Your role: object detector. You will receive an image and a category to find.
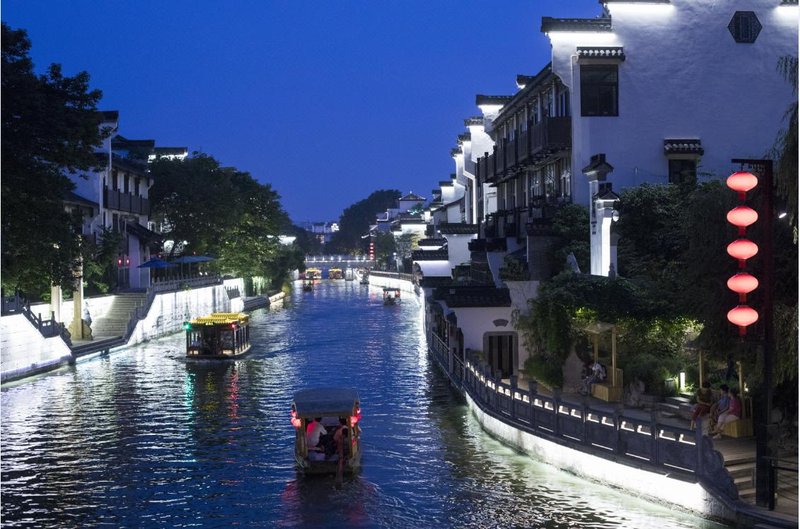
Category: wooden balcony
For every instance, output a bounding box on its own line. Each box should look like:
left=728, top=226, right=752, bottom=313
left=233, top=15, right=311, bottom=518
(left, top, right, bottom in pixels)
left=104, top=188, right=151, bottom=215
left=529, top=117, right=571, bottom=158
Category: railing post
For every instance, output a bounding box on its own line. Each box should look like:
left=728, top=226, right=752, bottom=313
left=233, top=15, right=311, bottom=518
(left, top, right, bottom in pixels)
left=510, top=375, right=518, bottom=420
left=650, top=410, right=659, bottom=467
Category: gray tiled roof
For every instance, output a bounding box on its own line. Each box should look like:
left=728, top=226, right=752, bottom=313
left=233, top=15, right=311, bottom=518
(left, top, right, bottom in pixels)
left=577, top=47, right=625, bottom=60
left=541, top=17, right=612, bottom=33
left=439, top=223, right=479, bottom=235
left=418, top=238, right=447, bottom=247
left=412, top=248, right=449, bottom=261
left=476, top=94, right=513, bottom=106
left=434, top=285, right=512, bottom=308
left=664, top=139, right=704, bottom=155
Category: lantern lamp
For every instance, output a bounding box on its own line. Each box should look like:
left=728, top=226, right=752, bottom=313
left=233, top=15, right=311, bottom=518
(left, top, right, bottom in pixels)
left=726, top=206, right=759, bottom=231
left=727, top=238, right=759, bottom=261
left=727, top=272, right=759, bottom=297
left=727, top=305, right=759, bottom=335
left=726, top=171, right=758, bottom=199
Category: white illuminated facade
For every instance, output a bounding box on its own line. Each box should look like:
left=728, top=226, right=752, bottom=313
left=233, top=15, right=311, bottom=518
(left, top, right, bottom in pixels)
left=543, top=0, right=798, bottom=209
left=68, top=111, right=187, bottom=289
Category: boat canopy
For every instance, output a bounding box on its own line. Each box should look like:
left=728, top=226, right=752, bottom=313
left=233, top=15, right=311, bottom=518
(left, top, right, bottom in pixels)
left=189, top=312, right=249, bottom=326
left=293, top=388, right=359, bottom=418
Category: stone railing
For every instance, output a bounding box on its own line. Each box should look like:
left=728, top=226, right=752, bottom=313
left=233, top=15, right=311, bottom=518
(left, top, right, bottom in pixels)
left=442, top=347, right=738, bottom=503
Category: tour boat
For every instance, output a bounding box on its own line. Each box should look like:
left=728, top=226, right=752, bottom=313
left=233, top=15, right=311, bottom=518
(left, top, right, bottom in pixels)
left=382, top=287, right=401, bottom=305
left=185, top=312, right=251, bottom=359
left=328, top=267, right=344, bottom=280
left=290, top=388, right=362, bottom=485
left=305, top=268, right=321, bottom=280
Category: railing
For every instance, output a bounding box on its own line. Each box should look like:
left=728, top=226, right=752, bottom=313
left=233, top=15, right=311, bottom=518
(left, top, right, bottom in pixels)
left=529, top=116, right=571, bottom=156
left=426, top=339, right=740, bottom=503
left=368, top=270, right=415, bottom=283
left=104, top=189, right=150, bottom=215
left=226, top=287, right=241, bottom=299
left=2, top=292, right=72, bottom=345
left=305, top=255, right=376, bottom=264
left=768, top=457, right=799, bottom=511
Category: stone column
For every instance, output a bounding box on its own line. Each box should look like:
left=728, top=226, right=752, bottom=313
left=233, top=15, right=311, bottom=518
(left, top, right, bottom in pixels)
left=50, top=284, right=62, bottom=323
left=68, top=256, right=85, bottom=339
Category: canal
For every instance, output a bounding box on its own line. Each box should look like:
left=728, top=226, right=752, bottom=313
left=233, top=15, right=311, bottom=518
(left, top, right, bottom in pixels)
left=1, top=280, right=728, bottom=528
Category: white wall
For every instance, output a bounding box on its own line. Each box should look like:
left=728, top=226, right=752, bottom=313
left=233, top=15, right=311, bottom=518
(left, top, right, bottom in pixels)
left=548, top=0, right=798, bottom=208
left=452, top=305, right=515, bottom=353
left=1, top=315, right=73, bottom=382
left=127, top=285, right=231, bottom=344
left=443, top=233, right=475, bottom=266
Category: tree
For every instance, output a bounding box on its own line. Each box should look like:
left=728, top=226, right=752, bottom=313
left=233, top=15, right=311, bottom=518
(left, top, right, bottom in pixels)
left=327, top=190, right=400, bottom=254
left=148, top=154, right=239, bottom=258
left=1, top=23, right=105, bottom=298
left=393, top=232, right=419, bottom=273
left=773, top=55, right=798, bottom=234
left=149, top=154, right=298, bottom=286
left=549, top=203, right=590, bottom=274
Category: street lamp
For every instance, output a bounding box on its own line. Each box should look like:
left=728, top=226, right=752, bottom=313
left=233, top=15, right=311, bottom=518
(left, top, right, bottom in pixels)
left=730, top=158, right=775, bottom=509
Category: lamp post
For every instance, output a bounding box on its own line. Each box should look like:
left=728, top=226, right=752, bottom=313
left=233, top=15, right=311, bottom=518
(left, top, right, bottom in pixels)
left=730, top=158, right=774, bottom=509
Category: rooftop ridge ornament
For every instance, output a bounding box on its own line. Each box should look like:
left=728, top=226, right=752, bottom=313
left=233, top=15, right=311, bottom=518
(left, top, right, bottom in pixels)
left=725, top=170, right=759, bottom=335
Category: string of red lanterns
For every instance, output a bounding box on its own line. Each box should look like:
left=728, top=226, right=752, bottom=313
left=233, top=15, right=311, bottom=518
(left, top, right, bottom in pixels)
left=725, top=171, right=760, bottom=335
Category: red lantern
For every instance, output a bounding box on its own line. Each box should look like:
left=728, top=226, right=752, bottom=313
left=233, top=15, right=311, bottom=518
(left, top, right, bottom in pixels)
left=727, top=305, right=759, bottom=335
left=726, top=238, right=758, bottom=261
left=726, top=171, right=758, bottom=199
left=727, top=273, right=759, bottom=301
left=726, top=206, right=758, bottom=231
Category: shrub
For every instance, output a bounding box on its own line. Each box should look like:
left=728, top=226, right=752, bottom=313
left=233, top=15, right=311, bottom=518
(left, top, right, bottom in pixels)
left=523, top=354, right=564, bottom=388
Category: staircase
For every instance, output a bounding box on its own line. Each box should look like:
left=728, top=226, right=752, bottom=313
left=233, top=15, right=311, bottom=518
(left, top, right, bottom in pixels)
left=727, top=455, right=757, bottom=503
left=89, top=292, right=147, bottom=339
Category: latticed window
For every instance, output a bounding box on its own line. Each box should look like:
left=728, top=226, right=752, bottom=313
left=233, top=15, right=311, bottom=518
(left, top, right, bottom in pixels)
left=728, top=11, right=761, bottom=43
left=668, top=159, right=698, bottom=184
left=581, top=64, right=618, bottom=116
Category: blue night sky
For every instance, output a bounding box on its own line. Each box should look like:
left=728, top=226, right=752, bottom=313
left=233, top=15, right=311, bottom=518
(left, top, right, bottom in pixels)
left=3, top=1, right=602, bottom=224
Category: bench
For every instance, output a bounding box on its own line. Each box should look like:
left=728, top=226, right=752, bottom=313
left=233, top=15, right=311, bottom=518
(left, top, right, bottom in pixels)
left=721, top=396, right=753, bottom=438
left=592, top=367, right=624, bottom=402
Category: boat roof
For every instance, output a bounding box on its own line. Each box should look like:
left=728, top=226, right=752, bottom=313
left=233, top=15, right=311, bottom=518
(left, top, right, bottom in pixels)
left=293, top=387, right=359, bottom=417
left=383, top=287, right=400, bottom=291
left=189, top=312, right=249, bottom=325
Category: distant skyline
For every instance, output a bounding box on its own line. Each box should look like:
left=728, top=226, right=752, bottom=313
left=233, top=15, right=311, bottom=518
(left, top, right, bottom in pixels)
left=3, top=0, right=602, bottom=223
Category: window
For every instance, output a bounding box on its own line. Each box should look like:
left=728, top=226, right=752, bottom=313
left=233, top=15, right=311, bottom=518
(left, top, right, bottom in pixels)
left=581, top=64, right=618, bottom=116
left=559, top=159, right=572, bottom=198
left=668, top=159, right=697, bottom=184
left=485, top=333, right=516, bottom=379
left=544, top=164, right=557, bottom=197
left=728, top=11, right=761, bottom=44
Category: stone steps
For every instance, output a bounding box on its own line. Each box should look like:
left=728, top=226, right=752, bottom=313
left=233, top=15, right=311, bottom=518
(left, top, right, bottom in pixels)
left=89, top=293, right=147, bottom=338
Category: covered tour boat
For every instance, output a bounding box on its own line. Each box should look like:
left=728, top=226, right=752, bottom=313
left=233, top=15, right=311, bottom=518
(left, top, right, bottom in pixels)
left=185, top=312, right=251, bottom=359
left=328, top=267, right=343, bottom=280
left=383, top=287, right=401, bottom=305
left=305, top=267, right=321, bottom=280
left=290, top=388, right=362, bottom=483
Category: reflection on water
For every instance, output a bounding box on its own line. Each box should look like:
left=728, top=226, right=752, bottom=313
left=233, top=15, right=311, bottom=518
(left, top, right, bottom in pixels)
left=1, top=281, right=729, bottom=528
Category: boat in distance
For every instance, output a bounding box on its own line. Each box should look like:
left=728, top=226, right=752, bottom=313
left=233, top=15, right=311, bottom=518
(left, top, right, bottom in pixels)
left=383, top=287, right=400, bottom=305
left=185, top=312, right=251, bottom=359
left=290, top=387, right=362, bottom=483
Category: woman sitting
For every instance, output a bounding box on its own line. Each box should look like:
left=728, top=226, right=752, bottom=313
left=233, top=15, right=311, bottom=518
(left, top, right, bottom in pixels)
left=711, top=387, right=742, bottom=439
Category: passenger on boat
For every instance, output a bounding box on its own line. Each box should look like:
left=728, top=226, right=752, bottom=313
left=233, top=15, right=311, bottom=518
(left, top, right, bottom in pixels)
left=326, top=417, right=349, bottom=458
left=306, top=417, right=327, bottom=450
